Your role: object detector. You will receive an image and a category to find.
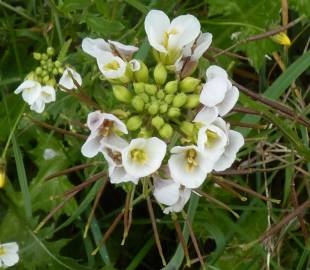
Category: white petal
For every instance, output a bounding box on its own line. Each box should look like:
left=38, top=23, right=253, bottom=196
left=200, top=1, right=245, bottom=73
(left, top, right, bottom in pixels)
left=81, top=136, right=101, bottom=158
left=144, top=10, right=170, bottom=53
left=1, top=253, right=19, bottom=267
left=169, top=15, right=201, bottom=50
left=30, top=98, right=45, bottom=113
left=101, top=148, right=117, bottom=176
left=87, top=111, right=105, bottom=131
left=97, top=52, right=126, bottom=79
left=153, top=178, right=180, bottom=206
left=199, top=77, right=228, bottom=107
left=40, top=85, right=56, bottom=103
left=59, top=67, right=82, bottom=90
left=122, top=137, right=167, bottom=178
left=193, top=106, right=218, bottom=126
left=192, top=32, right=212, bottom=60
left=0, top=243, right=19, bottom=253
left=108, top=40, right=138, bottom=58
left=206, top=65, right=228, bottom=80
left=129, top=59, right=141, bottom=72
left=82, top=37, right=111, bottom=59
left=43, top=148, right=57, bottom=160
left=102, top=113, right=128, bottom=134
left=163, top=188, right=191, bottom=214
left=16, top=80, right=42, bottom=105
left=110, top=167, right=139, bottom=185
left=214, top=130, right=244, bottom=171
left=101, top=134, right=128, bottom=151
left=217, top=86, right=239, bottom=116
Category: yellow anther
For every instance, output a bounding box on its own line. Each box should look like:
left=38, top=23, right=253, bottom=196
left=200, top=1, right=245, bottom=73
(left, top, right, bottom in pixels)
left=186, top=149, right=198, bottom=171
left=206, top=130, right=218, bottom=147
left=104, top=60, right=120, bottom=71
left=131, top=149, right=147, bottom=164
left=0, top=247, right=6, bottom=255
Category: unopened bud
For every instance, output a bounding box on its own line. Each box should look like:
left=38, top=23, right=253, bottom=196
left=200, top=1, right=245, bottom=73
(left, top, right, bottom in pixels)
left=42, top=75, right=50, bottom=83
left=180, top=77, right=200, bottom=93
left=180, top=121, right=194, bottom=137
left=131, top=96, right=145, bottom=112
left=111, top=109, right=130, bottom=119
left=58, top=67, right=64, bottom=74
left=145, top=84, right=157, bottom=95
left=138, top=128, right=152, bottom=138
left=159, top=103, right=168, bottom=113
left=148, top=102, right=159, bottom=115
left=159, top=124, right=173, bottom=140
left=55, top=61, right=62, bottom=67
left=134, top=61, right=149, bottom=82
left=33, top=52, right=42, bottom=60
left=151, top=116, right=165, bottom=130
left=52, top=68, right=59, bottom=75
left=41, top=53, right=48, bottom=60
left=156, top=90, right=165, bottom=100
left=271, top=32, right=291, bottom=46
left=47, top=78, right=56, bottom=87
left=173, top=93, right=187, bottom=108
left=139, top=93, right=149, bottom=103
left=133, top=82, right=145, bottom=94
left=26, top=72, right=36, bottom=81
left=35, top=67, right=43, bottom=75
left=184, top=94, right=200, bottom=109
left=164, top=80, right=178, bottom=94
left=154, top=63, right=167, bottom=85
left=47, top=47, right=55, bottom=56
left=167, top=107, right=181, bottom=118
left=112, top=85, right=132, bottom=104
left=127, top=116, right=142, bottom=131
left=164, top=94, right=174, bottom=104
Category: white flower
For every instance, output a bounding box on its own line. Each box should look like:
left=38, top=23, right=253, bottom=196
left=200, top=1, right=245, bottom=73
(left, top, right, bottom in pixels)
left=0, top=242, right=19, bottom=268
left=122, top=137, right=167, bottom=178
left=59, top=67, right=82, bottom=90
left=108, top=40, right=138, bottom=59
left=43, top=148, right=57, bottom=160
left=213, top=129, right=244, bottom=172
left=199, top=65, right=239, bottom=117
left=144, top=10, right=200, bottom=54
left=168, top=145, right=213, bottom=188
left=128, top=59, right=141, bottom=72
left=15, top=81, right=56, bottom=113
left=100, top=136, right=139, bottom=185
left=14, top=80, right=41, bottom=105
left=97, top=52, right=127, bottom=79
left=197, top=117, right=229, bottom=161
left=153, top=177, right=191, bottom=214
left=81, top=111, right=127, bottom=158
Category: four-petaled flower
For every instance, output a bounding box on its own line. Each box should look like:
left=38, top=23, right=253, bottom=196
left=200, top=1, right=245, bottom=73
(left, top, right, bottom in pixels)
left=0, top=242, right=19, bottom=268
left=59, top=67, right=82, bottom=90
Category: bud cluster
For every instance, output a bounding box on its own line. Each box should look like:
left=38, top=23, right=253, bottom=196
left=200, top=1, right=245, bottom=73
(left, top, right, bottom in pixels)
left=112, top=63, right=202, bottom=140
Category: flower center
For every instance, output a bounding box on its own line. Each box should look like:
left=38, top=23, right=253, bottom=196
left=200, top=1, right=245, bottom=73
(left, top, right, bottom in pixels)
left=131, top=149, right=147, bottom=164
left=99, top=120, right=114, bottom=137
left=163, top=28, right=179, bottom=48
left=186, top=149, right=198, bottom=171
left=107, top=149, right=122, bottom=165
left=104, top=60, right=120, bottom=71
left=0, top=247, right=6, bottom=256
left=205, top=130, right=219, bottom=147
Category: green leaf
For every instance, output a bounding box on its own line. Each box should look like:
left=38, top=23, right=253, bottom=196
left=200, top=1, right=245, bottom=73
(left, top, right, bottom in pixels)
left=86, top=15, right=124, bottom=36
left=123, top=0, right=148, bottom=14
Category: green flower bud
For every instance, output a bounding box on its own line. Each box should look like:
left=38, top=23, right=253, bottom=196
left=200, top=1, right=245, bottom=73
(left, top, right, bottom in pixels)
left=180, top=121, right=194, bottom=137
left=159, top=124, right=173, bottom=140
left=184, top=94, right=200, bottom=109
left=159, top=103, right=168, bottom=113
left=42, top=75, right=50, bottom=83
left=134, top=61, right=149, bottom=82
left=33, top=52, right=42, bottom=60
left=113, top=85, right=132, bottom=104
left=26, top=72, right=36, bottom=81
left=145, top=84, right=157, bottom=95
left=133, top=82, right=145, bottom=94
left=40, top=60, right=46, bottom=66
left=35, top=67, right=43, bottom=75
left=164, top=80, right=178, bottom=94
left=127, top=116, right=142, bottom=131
left=148, top=102, right=159, bottom=115
left=173, top=93, right=187, bottom=108
left=131, top=96, right=145, bottom=112
left=154, top=63, right=167, bottom=85
left=156, top=90, right=165, bottom=100
left=139, top=93, right=149, bottom=103
left=58, top=67, right=64, bottom=74
left=47, top=78, right=56, bottom=87
left=167, top=107, right=181, bottom=118
left=180, top=77, right=201, bottom=93
left=47, top=47, right=55, bottom=56
left=52, top=68, right=58, bottom=75
left=41, top=53, right=48, bottom=61
left=42, top=70, right=48, bottom=77
left=151, top=116, right=165, bottom=130
left=111, top=109, right=131, bottom=119
left=138, top=128, right=152, bottom=138
left=164, top=94, right=174, bottom=104
left=55, top=61, right=62, bottom=67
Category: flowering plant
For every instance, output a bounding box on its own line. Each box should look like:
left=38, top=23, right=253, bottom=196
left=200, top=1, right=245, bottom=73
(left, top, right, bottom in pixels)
left=14, top=9, right=245, bottom=267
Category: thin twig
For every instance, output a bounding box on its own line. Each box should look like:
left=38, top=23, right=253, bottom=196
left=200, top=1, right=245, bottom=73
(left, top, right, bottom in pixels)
left=121, top=191, right=132, bottom=245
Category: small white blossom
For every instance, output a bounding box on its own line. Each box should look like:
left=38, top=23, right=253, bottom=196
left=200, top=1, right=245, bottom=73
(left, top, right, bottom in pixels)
left=59, top=67, right=82, bottom=90
left=43, top=148, right=57, bottom=160
left=0, top=242, right=19, bottom=268
left=168, top=145, right=213, bottom=188
left=122, top=137, right=167, bottom=178
left=199, top=65, right=239, bottom=117
left=129, top=59, right=141, bottom=72
left=81, top=111, right=127, bottom=158
left=108, top=40, right=138, bottom=59
left=144, top=10, right=201, bottom=54
left=153, top=177, right=191, bottom=214
left=82, top=37, right=112, bottom=59
left=97, top=52, right=127, bottom=79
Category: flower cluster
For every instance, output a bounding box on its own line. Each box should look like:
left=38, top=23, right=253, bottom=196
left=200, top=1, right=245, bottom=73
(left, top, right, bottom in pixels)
left=14, top=9, right=244, bottom=215
left=0, top=242, right=19, bottom=268
left=79, top=10, right=244, bottom=214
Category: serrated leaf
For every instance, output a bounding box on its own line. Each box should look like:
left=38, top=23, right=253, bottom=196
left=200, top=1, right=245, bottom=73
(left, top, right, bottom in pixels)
left=86, top=15, right=124, bottom=36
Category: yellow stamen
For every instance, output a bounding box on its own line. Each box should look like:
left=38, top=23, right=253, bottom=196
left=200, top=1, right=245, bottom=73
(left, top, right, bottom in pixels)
left=206, top=130, right=218, bottom=147
left=162, top=28, right=179, bottom=49
left=131, top=149, right=147, bottom=164
left=104, top=60, right=120, bottom=71
left=186, top=149, right=198, bottom=171
left=0, top=247, right=6, bottom=256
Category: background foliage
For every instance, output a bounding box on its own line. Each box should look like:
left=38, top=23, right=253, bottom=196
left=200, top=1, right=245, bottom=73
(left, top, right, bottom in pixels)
left=0, top=0, right=309, bottom=269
